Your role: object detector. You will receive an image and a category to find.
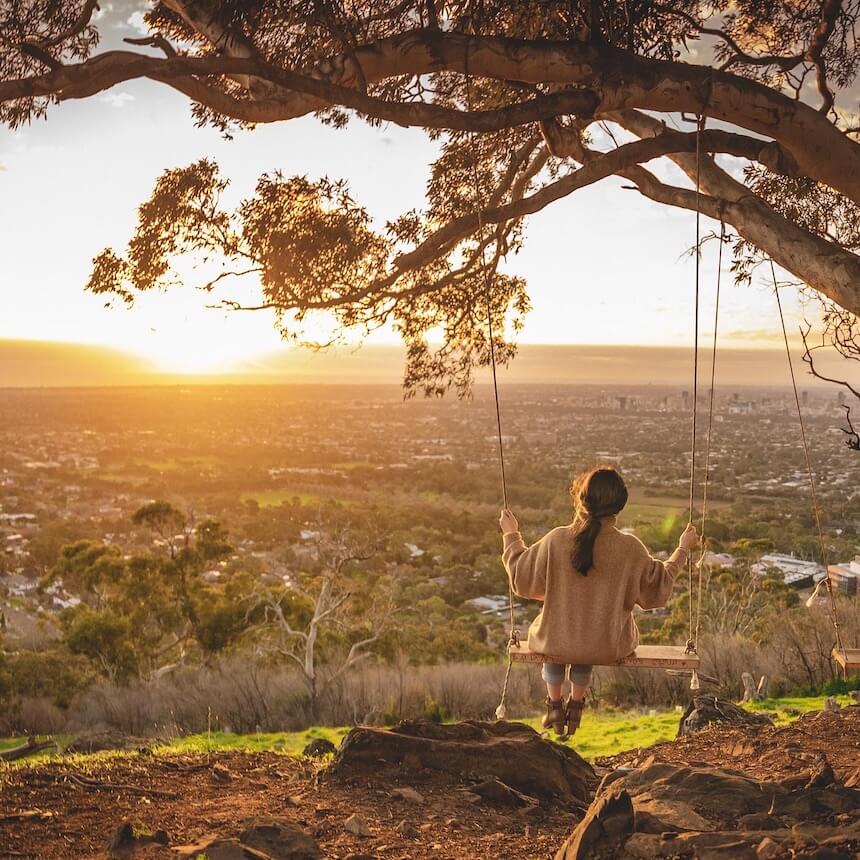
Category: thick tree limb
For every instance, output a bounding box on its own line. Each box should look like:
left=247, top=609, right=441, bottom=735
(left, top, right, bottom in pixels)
left=609, top=110, right=860, bottom=312
left=3, top=29, right=859, bottom=203
left=395, top=128, right=800, bottom=272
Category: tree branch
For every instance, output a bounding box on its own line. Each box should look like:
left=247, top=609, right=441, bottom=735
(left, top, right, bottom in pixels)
left=124, top=35, right=177, bottom=59
left=3, top=28, right=860, bottom=203
left=805, top=0, right=843, bottom=114
left=659, top=8, right=803, bottom=72
left=395, top=128, right=798, bottom=273
left=609, top=110, right=860, bottom=312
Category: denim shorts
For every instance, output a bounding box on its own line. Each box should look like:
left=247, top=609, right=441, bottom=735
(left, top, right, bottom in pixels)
left=541, top=662, right=593, bottom=687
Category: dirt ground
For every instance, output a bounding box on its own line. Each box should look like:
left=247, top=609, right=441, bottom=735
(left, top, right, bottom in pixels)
left=3, top=706, right=860, bottom=859
left=0, top=747, right=581, bottom=859
left=598, top=704, right=860, bottom=786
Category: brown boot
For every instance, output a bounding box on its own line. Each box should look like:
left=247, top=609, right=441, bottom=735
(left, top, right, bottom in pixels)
left=566, top=698, right=585, bottom=735
left=541, top=698, right=566, bottom=736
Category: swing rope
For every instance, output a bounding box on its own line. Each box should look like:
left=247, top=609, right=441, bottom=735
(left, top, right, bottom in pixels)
left=695, top=217, right=725, bottom=653
left=462, top=44, right=517, bottom=718
left=685, top=116, right=704, bottom=663
left=771, top=261, right=847, bottom=665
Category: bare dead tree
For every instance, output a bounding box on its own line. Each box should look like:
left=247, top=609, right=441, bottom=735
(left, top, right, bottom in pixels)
left=249, top=521, right=397, bottom=717
left=801, top=311, right=860, bottom=451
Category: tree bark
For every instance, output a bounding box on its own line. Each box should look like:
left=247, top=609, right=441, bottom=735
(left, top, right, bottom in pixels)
left=611, top=110, right=860, bottom=312
left=5, top=28, right=860, bottom=203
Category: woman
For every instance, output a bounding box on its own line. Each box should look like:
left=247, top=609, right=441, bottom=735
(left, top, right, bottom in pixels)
left=499, top=466, right=699, bottom=736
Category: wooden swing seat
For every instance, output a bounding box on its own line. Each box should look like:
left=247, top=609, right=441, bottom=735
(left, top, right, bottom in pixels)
left=508, top=640, right=701, bottom=670
left=833, top=647, right=860, bottom=672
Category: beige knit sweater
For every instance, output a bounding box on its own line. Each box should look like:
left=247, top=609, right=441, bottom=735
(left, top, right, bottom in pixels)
left=502, top=518, right=687, bottom=665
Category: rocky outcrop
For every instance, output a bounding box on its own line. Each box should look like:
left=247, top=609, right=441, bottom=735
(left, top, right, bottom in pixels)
left=677, top=695, right=773, bottom=737
left=326, top=718, right=594, bottom=803
left=556, top=756, right=860, bottom=859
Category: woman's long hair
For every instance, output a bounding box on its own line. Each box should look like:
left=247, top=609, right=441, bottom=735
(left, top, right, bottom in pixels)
left=570, top=467, right=628, bottom=575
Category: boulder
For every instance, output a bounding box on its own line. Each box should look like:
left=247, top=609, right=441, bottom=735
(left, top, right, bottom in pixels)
left=106, top=821, right=169, bottom=858
left=555, top=790, right=635, bottom=859
left=302, top=738, right=337, bottom=758
left=176, top=819, right=322, bottom=859
left=238, top=818, right=324, bottom=859
left=677, top=696, right=773, bottom=737
left=326, top=719, right=593, bottom=803
left=555, top=759, right=860, bottom=858
left=343, top=813, right=372, bottom=837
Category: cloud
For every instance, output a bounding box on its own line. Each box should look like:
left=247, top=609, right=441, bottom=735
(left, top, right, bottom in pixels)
left=100, top=92, right=136, bottom=109
left=126, top=11, right=149, bottom=34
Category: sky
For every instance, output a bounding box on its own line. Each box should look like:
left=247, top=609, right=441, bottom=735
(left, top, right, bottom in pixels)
left=0, top=2, right=820, bottom=377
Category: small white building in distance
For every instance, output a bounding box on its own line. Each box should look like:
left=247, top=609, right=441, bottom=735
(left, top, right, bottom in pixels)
left=466, top=595, right=515, bottom=617
left=753, top=554, right=824, bottom=589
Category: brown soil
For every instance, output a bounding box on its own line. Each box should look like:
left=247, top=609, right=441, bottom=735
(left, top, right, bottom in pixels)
left=598, top=704, right=860, bottom=786
left=3, top=706, right=860, bottom=859
left=0, top=749, right=580, bottom=859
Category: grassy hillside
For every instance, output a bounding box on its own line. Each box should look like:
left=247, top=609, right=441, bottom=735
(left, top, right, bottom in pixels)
left=2, top=696, right=852, bottom=766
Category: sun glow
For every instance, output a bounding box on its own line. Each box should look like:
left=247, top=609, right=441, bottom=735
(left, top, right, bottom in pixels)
left=94, top=287, right=284, bottom=375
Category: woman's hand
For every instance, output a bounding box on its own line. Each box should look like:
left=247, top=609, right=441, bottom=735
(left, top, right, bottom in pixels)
left=499, top=509, right=519, bottom=535
left=679, top=522, right=700, bottom=552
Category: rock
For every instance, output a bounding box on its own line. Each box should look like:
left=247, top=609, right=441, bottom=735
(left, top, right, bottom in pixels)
left=176, top=838, right=269, bottom=859
left=391, top=786, right=424, bottom=804
left=633, top=810, right=680, bottom=834
left=756, top=836, right=782, bottom=859
left=303, top=738, right=337, bottom=758
left=395, top=820, right=419, bottom=839
left=326, top=719, right=593, bottom=802
left=66, top=730, right=151, bottom=754
left=467, top=778, right=538, bottom=808
left=677, top=696, right=773, bottom=737
left=738, top=813, right=781, bottom=830
left=556, top=758, right=860, bottom=859
left=555, top=790, right=635, bottom=859
left=238, top=817, right=323, bottom=859
left=212, top=764, right=235, bottom=783
left=344, top=813, right=372, bottom=837
left=106, top=821, right=168, bottom=858
left=805, top=757, right=838, bottom=789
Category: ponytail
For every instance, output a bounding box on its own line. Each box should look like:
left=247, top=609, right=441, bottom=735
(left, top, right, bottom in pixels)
left=568, top=466, right=629, bottom=576
left=570, top=514, right=602, bottom=575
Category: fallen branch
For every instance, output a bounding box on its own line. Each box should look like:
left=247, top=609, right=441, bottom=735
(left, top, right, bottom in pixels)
left=0, top=738, right=56, bottom=762
left=33, top=772, right=179, bottom=799
left=69, top=773, right=178, bottom=799
left=0, top=809, right=54, bottom=823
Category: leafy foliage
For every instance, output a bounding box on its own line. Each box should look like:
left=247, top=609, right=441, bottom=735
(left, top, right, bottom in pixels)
left=6, top=1, right=860, bottom=392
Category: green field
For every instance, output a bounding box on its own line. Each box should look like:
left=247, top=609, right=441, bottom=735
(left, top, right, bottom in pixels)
left=2, top=696, right=850, bottom=766
left=241, top=490, right=328, bottom=507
